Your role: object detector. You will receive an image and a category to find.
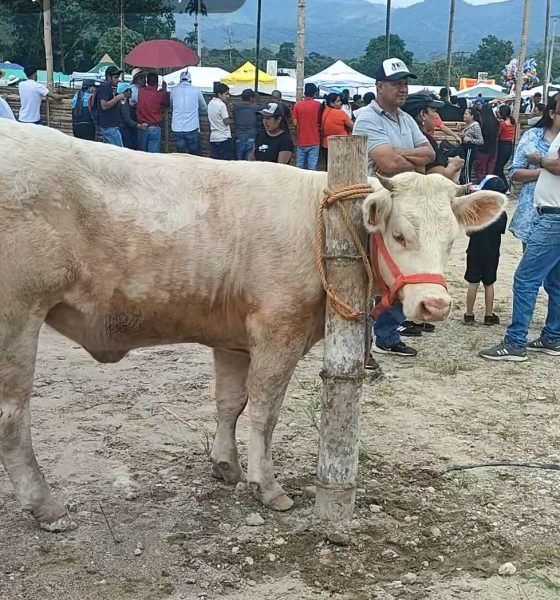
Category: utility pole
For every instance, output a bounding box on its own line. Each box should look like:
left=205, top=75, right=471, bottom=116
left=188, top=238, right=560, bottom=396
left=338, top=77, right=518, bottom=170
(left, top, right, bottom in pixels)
left=41, top=0, right=54, bottom=89
left=543, top=0, right=551, bottom=100
left=296, top=0, right=306, bottom=101
left=513, top=0, right=532, bottom=126
left=254, top=0, right=262, bottom=99
left=120, top=0, right=124, bottom=72
left=197, top=0, right=202, bottom=65
left=385, top=0, right=391, bottom=59
left=445, top=0, right=456, bottom=92
left=546, top=15, right=559, bottom=100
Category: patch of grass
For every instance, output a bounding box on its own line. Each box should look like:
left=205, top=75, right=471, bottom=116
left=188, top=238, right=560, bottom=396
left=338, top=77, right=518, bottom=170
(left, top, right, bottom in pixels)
left=528, top=546, right=560, bottom=568
left=358, top=439, right=375, bottom=464
left=301, top=393, right=321, bottom=432
left=530, top=572, right=560, bottom=592
left=451, top=471, right=478, bottom=489
left=425, top=357, right=476, bottom=376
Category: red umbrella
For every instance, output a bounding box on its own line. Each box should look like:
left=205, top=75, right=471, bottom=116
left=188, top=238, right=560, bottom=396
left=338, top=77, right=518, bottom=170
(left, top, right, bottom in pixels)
left=125, top=40, right=200, bottom=70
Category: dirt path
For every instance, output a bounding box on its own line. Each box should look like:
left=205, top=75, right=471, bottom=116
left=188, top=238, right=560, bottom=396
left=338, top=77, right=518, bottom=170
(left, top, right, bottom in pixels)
left=2, top=204, right=560, bottom=600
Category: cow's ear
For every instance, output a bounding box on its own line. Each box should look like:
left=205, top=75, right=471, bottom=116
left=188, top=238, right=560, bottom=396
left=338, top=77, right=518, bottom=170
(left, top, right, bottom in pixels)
left=451, top=191, right=507, bottom=231
left=362, top=189, right=391, bottom=233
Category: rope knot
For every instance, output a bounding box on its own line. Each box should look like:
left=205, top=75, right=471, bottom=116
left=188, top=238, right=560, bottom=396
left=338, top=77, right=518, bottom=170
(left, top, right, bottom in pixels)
left=315, top=183, right=377, bottom=322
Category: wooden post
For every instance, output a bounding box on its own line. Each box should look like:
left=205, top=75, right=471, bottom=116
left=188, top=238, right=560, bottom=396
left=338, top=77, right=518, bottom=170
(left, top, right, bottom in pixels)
left=385, top=0, right=392, bottom=59
left=43, top=0, right=54, bottom=90
left=315, top=135, right=368, bottom=525
left=543, top=0, right=551, bottom=102
left=296, top=0, right=306, bottom=101
left=513, top=0, right=532, bottom=127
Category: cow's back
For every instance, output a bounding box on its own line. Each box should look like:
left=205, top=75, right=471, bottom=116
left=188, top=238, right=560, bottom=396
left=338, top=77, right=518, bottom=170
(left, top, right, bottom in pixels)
left=0, top=121, right=327, bottom=352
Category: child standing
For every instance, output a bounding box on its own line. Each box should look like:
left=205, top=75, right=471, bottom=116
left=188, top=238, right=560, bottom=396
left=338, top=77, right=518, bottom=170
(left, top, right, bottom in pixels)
left=464, top=175, right=508, bottom=326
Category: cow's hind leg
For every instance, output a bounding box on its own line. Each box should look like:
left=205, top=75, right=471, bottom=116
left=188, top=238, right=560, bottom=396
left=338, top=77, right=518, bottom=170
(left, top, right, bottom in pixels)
left=246, top=322, right=307, bottom=512
left=210, top=349, right=250, bottom=484
left=0, top=312, right=74, bottom=531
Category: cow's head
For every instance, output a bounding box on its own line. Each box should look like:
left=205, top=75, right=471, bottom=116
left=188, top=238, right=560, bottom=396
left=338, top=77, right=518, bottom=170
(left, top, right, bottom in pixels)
left=362, top=172, right=507, bottom=322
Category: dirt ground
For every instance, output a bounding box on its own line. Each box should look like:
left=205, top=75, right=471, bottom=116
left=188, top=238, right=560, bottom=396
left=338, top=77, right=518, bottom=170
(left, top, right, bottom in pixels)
left=3, top=200, right=560, bottom=600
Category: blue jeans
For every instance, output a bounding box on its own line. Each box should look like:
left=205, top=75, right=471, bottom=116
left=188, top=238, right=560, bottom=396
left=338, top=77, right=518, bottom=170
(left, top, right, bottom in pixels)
left=138, top=125, right=162, bottom=153
left=296, top=145, right=320, bottom=170
left=235, top=137, right=255, bottom=160
left=173, top=130, right=202, bottom=155
left=505, top=214, right=560, bottom=348
left=373, top=305, right=405, bottom=348
left=100, top=126, right=123, bottom=147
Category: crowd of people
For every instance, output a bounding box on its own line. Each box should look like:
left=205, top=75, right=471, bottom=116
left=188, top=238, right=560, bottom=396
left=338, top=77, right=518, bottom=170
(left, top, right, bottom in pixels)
left=1, top=60, right=559, bottom=364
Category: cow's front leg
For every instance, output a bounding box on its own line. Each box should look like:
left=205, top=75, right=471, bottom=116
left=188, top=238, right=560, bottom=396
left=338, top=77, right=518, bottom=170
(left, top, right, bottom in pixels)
left=246, top=325, right=305, bottom=512
left=210, top=349, right=250, bottom=483
left=0, top=314, right=75, bottom=532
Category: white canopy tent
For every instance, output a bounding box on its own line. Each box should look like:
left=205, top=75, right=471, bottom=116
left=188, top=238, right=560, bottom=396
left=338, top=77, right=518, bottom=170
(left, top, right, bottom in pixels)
left=164, top=66, right=231, bottom=93
left=520, top=84, right=560, bottom=100
left=305, top=60, right=376, bottom=95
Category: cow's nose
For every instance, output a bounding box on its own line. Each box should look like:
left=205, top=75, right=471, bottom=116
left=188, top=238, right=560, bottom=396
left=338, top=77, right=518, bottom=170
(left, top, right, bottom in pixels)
left=417, top=297, right=451, bottom=322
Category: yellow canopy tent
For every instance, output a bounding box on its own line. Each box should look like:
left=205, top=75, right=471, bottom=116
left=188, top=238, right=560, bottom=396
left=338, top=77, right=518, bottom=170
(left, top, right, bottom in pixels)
left=221, top=61, right=277, bottom=95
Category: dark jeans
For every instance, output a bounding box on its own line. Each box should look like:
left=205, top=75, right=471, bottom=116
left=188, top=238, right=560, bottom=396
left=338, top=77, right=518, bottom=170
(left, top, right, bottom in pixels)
left=494, top=140, right=514, bottom=187
left=120, top=124, right=138, bottom=150
left=173, top=130, right=202, bottom=155
left=461, top=144, right=477, bottom=184
left=138, top=125, right=162, bottom=153
left=474, top=150, right=497, bottom=184
left=73, top=122, right=96, bottom=141
left=211, top=139, right=234, bottom=160
left=235, top=137, right=255, bottom=160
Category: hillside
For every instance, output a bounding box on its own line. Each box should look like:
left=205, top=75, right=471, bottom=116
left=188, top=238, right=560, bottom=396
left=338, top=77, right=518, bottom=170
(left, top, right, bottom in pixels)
left=175, top=0, right=557, bottom=60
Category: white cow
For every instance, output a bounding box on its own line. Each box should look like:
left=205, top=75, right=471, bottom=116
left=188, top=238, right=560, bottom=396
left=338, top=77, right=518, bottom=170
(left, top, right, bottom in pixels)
left=0, top=121, right=506, bottom=531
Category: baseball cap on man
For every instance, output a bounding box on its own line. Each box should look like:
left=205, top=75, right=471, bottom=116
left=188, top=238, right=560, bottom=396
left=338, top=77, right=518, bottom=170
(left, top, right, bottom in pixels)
left=180, top=70, right=192, bottom=83
left=105, top=65, right=123, bottom=78
left=375, top=58, right=417, bottom=82
left=257, top=103, right=284, bottom=117
left=402, top=92, right=444, bottom=118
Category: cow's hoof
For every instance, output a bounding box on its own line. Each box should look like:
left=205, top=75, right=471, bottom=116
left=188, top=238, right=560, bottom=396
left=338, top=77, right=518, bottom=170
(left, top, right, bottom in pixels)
left=249, top=482, right=294, bottom=512
left=211, top=460, right=245, bottom=484
left=264, top=493, right=294, bottom=512
left=39, top=514, right=77, bottom=532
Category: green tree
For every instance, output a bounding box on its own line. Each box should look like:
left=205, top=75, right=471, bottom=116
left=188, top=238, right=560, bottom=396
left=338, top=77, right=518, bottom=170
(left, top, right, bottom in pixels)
left=466, top=35, right=514, bottom=80
left=276, top=42, right=295, bottom=69
left=0, top=6, right=16, bottom=60
left=535, top=41, right=560, bottom=83
left=414, top=56, right=461, bottom=87
left=351, top=34, right=414, bottom=78
left=304, top=51, right=335, bottom=77
left=95, top=27, right=144, bottom=64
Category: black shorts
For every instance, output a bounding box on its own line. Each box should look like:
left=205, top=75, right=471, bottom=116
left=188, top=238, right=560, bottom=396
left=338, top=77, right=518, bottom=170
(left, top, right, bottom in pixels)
left=464, top=253, right=499, bottom=285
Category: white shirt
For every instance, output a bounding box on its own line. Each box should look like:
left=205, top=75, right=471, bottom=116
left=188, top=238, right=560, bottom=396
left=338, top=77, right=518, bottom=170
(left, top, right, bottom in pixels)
left=534, top=131, right=560, bottom=208
left=170, top=82, right=207, bottom=133
left=18, top=79, right=49, bottom=123
left=0, top=96, right=15, bottom=120
left=208, top=97, right=231, bottom=142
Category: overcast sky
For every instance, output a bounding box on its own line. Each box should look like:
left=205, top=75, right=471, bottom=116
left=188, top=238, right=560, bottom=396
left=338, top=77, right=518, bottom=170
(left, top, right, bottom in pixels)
left=366, top=0, right=507, bottom=6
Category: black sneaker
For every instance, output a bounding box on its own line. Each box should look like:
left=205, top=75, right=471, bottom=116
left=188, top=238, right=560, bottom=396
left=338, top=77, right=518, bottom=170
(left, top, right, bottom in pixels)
left=464, top=313, right=475, bottom=325
left=417, top=322, right=436, bottom=333
left=373, top=341, right=418, bottom=357
left=397, top=322, right=423, bottom=337
left=479, top=341, right=528, bottom=362
left=527, top=336, right=560, bottom=356
left=484, top=314, right=500, bottom=326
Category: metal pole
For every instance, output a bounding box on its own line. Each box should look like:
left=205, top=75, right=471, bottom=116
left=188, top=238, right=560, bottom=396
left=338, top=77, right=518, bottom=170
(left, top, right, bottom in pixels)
left=543, top=0, right=551, bottom=101
left=120, top=0, right=124, bottom=72
left=254, top=0, right=262, bottom=100
left=315, top=135, right=368, bottom=526
left=445, top=0, right=456, bottom=93
left=385, top=0, right=392, bottom=59
left=296, top=0, right=306, bottom=101
left=513, top=0, right=532, bottom=128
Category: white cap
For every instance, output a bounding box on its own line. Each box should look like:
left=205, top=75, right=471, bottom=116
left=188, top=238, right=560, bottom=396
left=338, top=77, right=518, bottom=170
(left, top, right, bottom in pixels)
left=180, top=70, right=192, bottom=83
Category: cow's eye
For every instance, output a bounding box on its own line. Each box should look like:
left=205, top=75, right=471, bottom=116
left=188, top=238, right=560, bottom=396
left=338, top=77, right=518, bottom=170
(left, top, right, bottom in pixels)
left=392, top=232, right=406, bottom=246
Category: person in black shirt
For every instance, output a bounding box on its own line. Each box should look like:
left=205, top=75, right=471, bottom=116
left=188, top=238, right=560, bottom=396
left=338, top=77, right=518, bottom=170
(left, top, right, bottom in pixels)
left=94, top=65, right=126, bottom=147
left=251, top=103, right=294, bottom=164
left=463, top=175, right=508, bottom=326
left=437, top=87, right=463, bottom=122
left=402, top=92, right=464, bottom=181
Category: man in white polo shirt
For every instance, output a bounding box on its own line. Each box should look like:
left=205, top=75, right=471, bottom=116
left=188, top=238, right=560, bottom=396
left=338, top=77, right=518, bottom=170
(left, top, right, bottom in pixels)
left=18, top=65, right=63, bottom=124
left=354, top=58, right=435, bottom=359
left=481, top=94, right=560, bottom=361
